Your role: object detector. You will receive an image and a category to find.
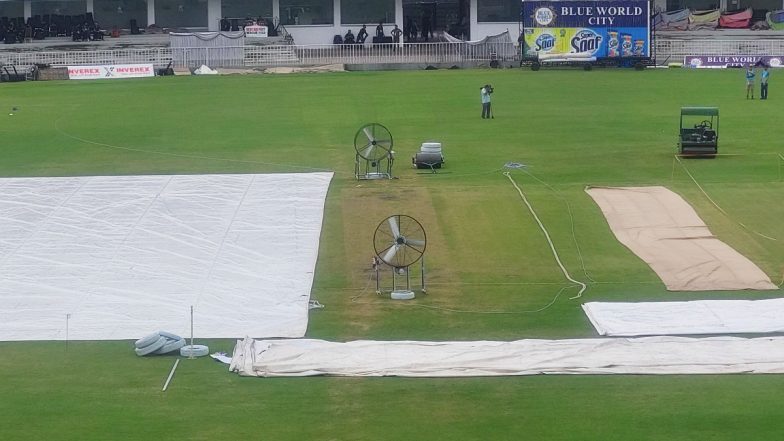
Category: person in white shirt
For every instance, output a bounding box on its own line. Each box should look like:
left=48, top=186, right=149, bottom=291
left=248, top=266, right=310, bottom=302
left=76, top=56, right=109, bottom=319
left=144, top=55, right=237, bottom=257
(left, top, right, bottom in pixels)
left=480, top=84, right=493, bottom=119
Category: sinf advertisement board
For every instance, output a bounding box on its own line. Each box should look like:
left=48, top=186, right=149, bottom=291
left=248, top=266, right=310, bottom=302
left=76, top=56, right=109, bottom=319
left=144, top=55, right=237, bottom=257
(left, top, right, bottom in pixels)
left=522, top=1, right=651, bottom=59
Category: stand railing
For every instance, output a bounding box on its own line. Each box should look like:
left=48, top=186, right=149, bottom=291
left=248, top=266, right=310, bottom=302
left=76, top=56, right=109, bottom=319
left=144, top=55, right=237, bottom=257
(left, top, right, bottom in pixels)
left=2, top=39, right=782, bottom=69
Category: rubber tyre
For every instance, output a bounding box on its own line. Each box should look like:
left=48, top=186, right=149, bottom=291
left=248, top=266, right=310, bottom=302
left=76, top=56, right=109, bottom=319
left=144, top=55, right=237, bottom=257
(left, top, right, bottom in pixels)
left=134, top=336, right=167, bottom=356
left=134, top=332, right=161, bottom=349
left=180, top=344, right=210, bottom=357
left=158, top=331, right=182, bottom=341
left=154, top=338, right=186, bottom=354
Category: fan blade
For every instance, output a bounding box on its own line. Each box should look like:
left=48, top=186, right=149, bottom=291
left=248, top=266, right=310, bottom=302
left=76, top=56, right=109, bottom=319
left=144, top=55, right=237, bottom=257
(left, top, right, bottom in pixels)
left=383, top=244, right=399, bottom=263
left=388, top=216, right=400, bottom=238
left=363, top=126, right=375, bottom=142
left=362, top=143, right=376, bottom=159
left=406, top=239, right=425, bottom=247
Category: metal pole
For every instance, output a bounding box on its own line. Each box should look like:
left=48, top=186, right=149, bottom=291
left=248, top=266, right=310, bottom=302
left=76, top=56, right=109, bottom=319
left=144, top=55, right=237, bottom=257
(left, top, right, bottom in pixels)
left=375, top=260, right=381, bottom=294
left=65, top=313, right=70, bottom=351
left=421, top=257, right=426, bottom=293
left=162, top=359, right=180, bottom=392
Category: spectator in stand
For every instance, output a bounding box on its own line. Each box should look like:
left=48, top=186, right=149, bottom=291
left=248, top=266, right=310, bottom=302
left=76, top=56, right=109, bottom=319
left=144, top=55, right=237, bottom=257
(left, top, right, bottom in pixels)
left=409, top=20, right=418, bottom=42
left=421, top=14, right=432, bottom=42
left=344, top=29, right=355, bottom=44
left=391, top=24, right=402, bottom=44
left=376, top=21, right=385, bottom=38
left=357, top=24, right=368, bottom=44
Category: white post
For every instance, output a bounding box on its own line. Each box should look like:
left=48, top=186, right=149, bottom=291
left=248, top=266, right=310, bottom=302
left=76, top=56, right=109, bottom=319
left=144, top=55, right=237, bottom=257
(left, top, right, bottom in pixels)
left=333, top=0, right=340, bottom=29
left=147, top=0, right=155, bottom=27
left=86, top=0, right=94, bottom=14
left=395, top=0, right=403, bottom=47
left=24, top=0, right=32, bottom=20
left=207, top=0, right=221, bottom=31
left=469, top=0, right=477, bottom=42
left=272, top=0, right=280, bottom=24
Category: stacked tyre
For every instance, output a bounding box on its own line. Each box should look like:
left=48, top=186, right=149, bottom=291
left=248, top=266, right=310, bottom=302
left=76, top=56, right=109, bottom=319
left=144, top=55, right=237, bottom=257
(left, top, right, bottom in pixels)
left=134, top=331, right=187, bottom=356
left=420, top=142, right=442, bottom=154
left=413, top=142, right=444, bottom=169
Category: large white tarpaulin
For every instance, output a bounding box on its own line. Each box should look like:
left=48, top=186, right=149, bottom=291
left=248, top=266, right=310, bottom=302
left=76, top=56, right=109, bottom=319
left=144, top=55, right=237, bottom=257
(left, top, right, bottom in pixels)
left=583, top=299, right=784, bottom=336
left=0, top=173, right=333, bottom=341
left=229, top=336, right=784, bottom=377
left=586, top=186, right=777, bottom=291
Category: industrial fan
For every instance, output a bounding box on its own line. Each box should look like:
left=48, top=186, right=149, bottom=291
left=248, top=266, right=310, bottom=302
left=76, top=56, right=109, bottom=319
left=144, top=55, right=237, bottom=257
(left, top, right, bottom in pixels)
left=354, top=123, right=394, bottom=179
left=373, top=214, right=427, bottom=299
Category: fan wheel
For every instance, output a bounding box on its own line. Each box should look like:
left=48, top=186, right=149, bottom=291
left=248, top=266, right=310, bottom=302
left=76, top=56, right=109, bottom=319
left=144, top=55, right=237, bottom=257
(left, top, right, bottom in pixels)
left=355, top=123, right=393, bottom=162
left=373, top=214, right=427, bottom=268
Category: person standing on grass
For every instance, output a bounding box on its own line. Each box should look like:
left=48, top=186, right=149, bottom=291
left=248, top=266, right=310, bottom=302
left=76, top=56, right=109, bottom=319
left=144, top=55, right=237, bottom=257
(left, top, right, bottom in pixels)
left=760, top=66, right=769, bottom=100
left=746, top=64, right=756, bottom=99
left=480, top=84, right=493, bottom=119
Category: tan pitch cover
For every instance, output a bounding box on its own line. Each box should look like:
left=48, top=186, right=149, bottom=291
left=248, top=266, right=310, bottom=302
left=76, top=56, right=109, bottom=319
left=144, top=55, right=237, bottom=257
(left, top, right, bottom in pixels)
left=586, top=186, right=777, bottom=291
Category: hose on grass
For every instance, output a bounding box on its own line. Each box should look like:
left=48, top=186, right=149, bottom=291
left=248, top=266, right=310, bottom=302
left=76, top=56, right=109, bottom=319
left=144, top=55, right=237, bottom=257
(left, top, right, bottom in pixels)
left=674, top=154, right=778, bottom=242
left=503, top=172, right=587, bottom=299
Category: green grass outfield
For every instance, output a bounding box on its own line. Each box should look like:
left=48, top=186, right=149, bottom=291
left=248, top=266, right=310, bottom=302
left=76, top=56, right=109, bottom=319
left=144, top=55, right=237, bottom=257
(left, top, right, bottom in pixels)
left=1, top=68, right=783, bottom=440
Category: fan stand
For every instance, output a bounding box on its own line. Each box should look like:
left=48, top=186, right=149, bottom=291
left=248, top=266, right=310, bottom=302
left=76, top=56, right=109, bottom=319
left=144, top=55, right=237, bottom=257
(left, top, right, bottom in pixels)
left=355, top=151, right=394, bottom=180
left=354, top=123, right=394, bottom=180
left=375, top=257, right=426, bottom=300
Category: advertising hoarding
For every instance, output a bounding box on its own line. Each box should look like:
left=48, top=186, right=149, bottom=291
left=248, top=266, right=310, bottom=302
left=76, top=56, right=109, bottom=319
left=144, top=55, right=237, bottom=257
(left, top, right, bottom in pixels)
left=684, top=56, right=783, bottom=68
left=522, top=1, right=651, bottom=59
left=67, top=64, right=155, bottom=80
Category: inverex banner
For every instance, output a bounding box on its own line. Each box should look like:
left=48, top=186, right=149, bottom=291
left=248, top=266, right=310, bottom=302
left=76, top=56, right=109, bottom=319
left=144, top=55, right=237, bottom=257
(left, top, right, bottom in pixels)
left=522, top=1, right=651, bottom=59
left=67, top=64, right=155, bottom=80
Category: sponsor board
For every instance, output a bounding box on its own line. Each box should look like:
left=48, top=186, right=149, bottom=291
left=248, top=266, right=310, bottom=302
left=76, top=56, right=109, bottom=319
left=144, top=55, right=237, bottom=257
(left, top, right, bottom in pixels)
left=244, top=25, right=268, bottom=38
left=685, top=56, right=783, bottom=68
left=68, top=64, right=155, bottom=80
left=522, top=0, right=651, bottom=58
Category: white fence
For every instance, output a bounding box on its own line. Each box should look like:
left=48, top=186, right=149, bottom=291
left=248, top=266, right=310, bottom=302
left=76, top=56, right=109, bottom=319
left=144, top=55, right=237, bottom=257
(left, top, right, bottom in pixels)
left=655, top=39, right=784, bottom=63
left=0, top=42, right=516, bottom=69
left=2, top=39, right=783, bottom=69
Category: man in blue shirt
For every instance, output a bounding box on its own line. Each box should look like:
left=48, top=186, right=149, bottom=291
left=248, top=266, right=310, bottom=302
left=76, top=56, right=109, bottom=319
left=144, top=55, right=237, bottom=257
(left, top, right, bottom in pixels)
left=745, top=65, right=755, bottom=99
left=760, top=66, right=769, bottom=100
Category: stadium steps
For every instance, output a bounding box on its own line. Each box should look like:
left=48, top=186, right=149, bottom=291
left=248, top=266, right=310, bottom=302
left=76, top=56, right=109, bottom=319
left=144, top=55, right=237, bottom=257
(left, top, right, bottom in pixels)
left=244, top=46, right=300, bottom=66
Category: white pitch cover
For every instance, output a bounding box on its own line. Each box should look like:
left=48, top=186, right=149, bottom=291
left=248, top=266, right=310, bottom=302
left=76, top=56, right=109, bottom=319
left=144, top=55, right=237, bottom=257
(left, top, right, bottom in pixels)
left=0, top=173, right=333, bottom=341
left=583, top=299, right=784, bottom=336
left=229, top=336, right=784, bottom=377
